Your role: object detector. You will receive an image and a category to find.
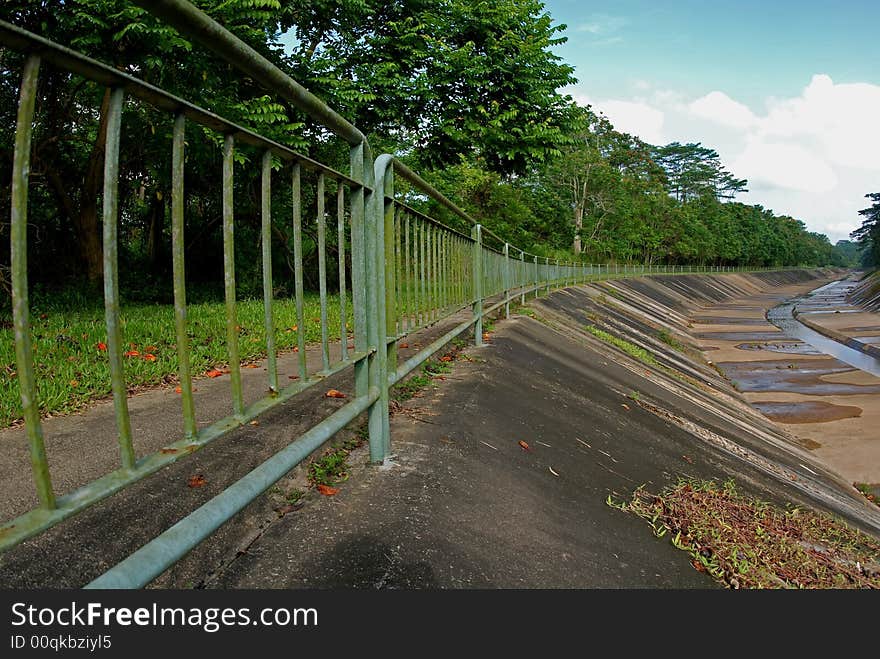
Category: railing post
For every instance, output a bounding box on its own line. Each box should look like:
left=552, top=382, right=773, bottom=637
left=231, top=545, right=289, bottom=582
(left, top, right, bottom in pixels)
left=503, top=243, right=510, bottom=319
left=545, top=257, right=551, bottom=295
left=366, top=155, right=388, bottom=463
left=472, top=224, right=483, bottom=346
left=533, top=255, right=539, bottom=298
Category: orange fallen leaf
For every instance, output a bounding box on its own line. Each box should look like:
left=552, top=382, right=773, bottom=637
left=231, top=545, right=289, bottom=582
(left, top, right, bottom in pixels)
left=143, top=353, right=157, bottom=362
left=175, top=386, right=183, bottom=394
left=293, top=346, right=299, bottom=352
left=160, top=448, right=177, bottom=455
left=682, top=455, right=694, bottom=464
left=399, top=343, right=409, bottom=349
left=518, top=440, right=530, bottom=451
left=187, top=474, right=207, bottom=488
left=325, top=389, right=346, bottom=399
left=145, top=345, right=157, bottom=352
left=243, top=363, right=260, bottom=369
left=96, top=342, right=107, bottom=351
left=439, top=355, right=452, bottom=362
left=288, top=375, right=300, bottom=380
left=482, top=333, right=491, bottom=341
left=124, top=350, right=139, bottom=357
left=316, top=484, right=339, bottom=496
left=69, top=379, right=79, bottom=388
left=205, top=369, right=224, bottom=378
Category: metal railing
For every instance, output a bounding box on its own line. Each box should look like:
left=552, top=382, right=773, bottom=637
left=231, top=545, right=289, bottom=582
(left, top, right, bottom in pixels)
left=1, top=2, right=795, bottom=587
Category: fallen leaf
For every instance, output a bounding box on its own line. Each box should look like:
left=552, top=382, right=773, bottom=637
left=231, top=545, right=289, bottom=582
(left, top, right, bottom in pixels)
left=691, top=559, right=706, bottom=573
left=205, top=369, right=224, bottom=378
left=325, top=389, right=346, bottom=399
left=124, top=350, right=140, bottom=357
left=621, top=403, right=630, bottom=410
left=187, top=474, right=207, bottom=488
left=682, top=455, right=694, bottom=464
left=243, top=363, right=260, bottom=369
left=249, top=420, right=260, bottom=426
left=288, top=375, right=300, bottom=380
left=399, top=343, right=409, bottom=349
left=439, top=355, right=452, bottom=362
left=69, top=379, right=79, bottom=388
left=175, top=386, right=183, bottom=394
left=482, top=333, right=491, bottom=341
left=96, top=342, right=107, bottom=352
left=145, top=346, right=157, bottom=352
left=316, top=484, right=339, bottom=496
left=293, top=346, right=299, bottom=352
left=518, top=440, right=530, bottom=451
left=159, top=448, right=177, bottom=455
left=143, top=353, right=157, bottom=362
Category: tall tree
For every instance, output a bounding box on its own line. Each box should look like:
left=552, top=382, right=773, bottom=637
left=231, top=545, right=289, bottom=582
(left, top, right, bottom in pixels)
left=852, top=193, right=880, bottom=267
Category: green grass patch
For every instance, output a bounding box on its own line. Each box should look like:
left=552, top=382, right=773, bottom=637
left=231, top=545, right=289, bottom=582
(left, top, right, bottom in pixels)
left=307, top=435, right=364, bottom=487
left=609, top=478, right=880, bottom=589
left=585, top=325, right=658, bottom=367
left=657, top=329, right=686, bottom=352
left=0, top=293, right=352, bottom=427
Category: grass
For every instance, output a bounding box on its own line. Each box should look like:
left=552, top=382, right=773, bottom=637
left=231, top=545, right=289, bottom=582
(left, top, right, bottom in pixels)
left=390, top=355, right=455, bottom=403
left=307, top=435, right=364, bottom=487
left=609, top=478, right=880, bottom=589
left=585, top=325, right=658, bottom=367
left=657, top=329, right=686, bottom=352
left=0, top=293, right=352, bottom=427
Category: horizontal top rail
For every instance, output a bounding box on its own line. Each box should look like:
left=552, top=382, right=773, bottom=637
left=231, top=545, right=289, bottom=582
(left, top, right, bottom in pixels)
left=0, top=21, right=365, bottom=189
left=134, top=0, right=366, bottom=147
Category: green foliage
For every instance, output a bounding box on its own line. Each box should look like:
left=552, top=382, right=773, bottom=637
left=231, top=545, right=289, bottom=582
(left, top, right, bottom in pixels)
left=852, top=193, right=880, bottom=267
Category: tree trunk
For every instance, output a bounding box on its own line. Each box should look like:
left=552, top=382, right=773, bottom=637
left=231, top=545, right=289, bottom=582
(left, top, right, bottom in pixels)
left=146, top=191, right=165, bottom=273
left=76, top=88, right=112, bottom=282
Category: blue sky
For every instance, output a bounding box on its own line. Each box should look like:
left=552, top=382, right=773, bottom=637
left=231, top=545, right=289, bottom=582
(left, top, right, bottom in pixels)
left=543, top=0, right=880, bottom=241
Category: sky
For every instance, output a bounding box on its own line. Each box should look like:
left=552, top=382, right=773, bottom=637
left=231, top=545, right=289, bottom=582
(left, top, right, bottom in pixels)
left=542, top=0, right=880, bottom=243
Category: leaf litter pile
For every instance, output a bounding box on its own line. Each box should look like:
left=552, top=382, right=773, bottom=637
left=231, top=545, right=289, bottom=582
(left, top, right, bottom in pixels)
left=610, top=478, right=880, bottom=589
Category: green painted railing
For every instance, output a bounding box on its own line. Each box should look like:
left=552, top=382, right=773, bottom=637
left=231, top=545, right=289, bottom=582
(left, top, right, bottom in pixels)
left=1, top=2, right=792, bottom=587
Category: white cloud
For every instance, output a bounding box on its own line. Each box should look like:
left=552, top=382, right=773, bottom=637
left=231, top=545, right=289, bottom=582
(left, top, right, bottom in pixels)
left=733, top=140, right=837, bottom=193
left=576, top=14, right=628, bottom=36
left=689, top=91, right=756, bottom=130
left=569, top=74, right=880, bottom=242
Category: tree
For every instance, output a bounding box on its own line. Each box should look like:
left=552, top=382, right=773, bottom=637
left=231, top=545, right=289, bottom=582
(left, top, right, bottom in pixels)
left=852, top=193, right=880, bottom=267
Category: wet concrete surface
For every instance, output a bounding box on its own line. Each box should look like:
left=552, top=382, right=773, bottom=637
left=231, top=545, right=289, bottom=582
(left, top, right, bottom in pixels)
left=735, top=342, right=823, bottom=355
left=714, top=359, right=880, bottom=395
left=696, top=331, right=788, bottom=342
left=752, top=401, right=863, bottom=424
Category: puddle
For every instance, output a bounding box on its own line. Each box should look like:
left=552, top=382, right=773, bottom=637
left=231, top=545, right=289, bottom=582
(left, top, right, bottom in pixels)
left=735, top=342, right=823, bottom=355
left=715, top=359, right=880, bottom=395
left=753, top=401, right=862, bottom=424
left=695, top=331, right=785, bottom=342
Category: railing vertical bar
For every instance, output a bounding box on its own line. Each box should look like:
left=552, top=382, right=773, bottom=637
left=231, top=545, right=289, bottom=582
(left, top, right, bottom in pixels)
left=291, top=163, right=307, bottom=380
left=11, top=55, right=55, bottom=509
left=419, top=221, right=427, bottom=327
left=171, top=113, right=197, bottom=438
left=393, top=207, right=402, bottom=335
left=260, top=150, right=278, bottom=392
left=404, top=213, right=412, bottom=332
left=349, top=144, right=369, bottom=400
left=520, top=250, right=526, bottom=304
left=222, top=135, right=244, bottom=418
left=503, top=243, right=510, bottom=319
left=101, top=87, right=135, bottom=469
left=337, top=182, right=348, bottom=362
left=472, top=225, right=483, bottom=346
left=316, top=172, right=330, bottom=372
